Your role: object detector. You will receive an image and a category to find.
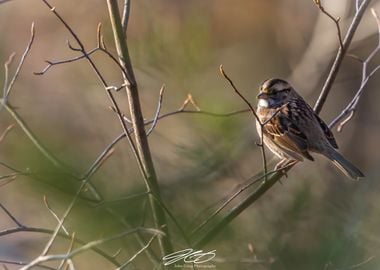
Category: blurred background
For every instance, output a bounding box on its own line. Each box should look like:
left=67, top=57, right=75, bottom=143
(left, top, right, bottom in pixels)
left=1, top=0, right=380, bottom=269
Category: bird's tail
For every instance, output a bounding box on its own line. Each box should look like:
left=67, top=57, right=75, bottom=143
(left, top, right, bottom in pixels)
left=327, top=149, right=364, bottom=180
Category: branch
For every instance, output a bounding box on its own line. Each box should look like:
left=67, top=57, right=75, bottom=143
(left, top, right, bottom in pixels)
left=314, top=0, right=344, bottom=49
left=146, top=84, right=165, bottom=136
left=116, top=234, right=157, bottom=269
left=0, top=124, right=14, bottom=144
left=2, top=22, right=35, bottom=101
left=193, top=163, right=295, bottom=248
left=0, top=203, right=24, bottom=227
left=219, top=66, right=270, bottom=180
left=329, top=8, right=380, bottom=131
left=106, top=0, right=173, bottom=256
left=19, top=228, right=163, bottom=270
left=313, top=0, right=372, bottom=114
left=34, top=48, right=99, bottom=75
left=0, top=260, right=55, bottom=270
left=190, top=166, right=288, bottom=238
left=43, top=196, right=69, bottom=236
left=121, top=0, right=131, bottom=33
left=0, top=227, right=119, bottom=266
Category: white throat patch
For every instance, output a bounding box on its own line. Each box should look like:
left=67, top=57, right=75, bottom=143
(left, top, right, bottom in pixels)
left=258, top=99, right=269, bottom=108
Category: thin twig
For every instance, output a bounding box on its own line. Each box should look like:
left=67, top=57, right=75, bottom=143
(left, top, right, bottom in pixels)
left=82, top=134, right=124, bottom=181
left=2, top=103, right=62, bottom=168
left=0, top=226, right=120, bottom=266
left=330, top=8, right=380, bottom=131
left=0, top=175, right=17, bottom=187
left=219, top=65, right=270, bottom=180
left=116, top=234, right=157, bottom=270
left=57, top=232, right=76, bottom=270
left=0, top=203, right=24, bottom=227
left=314, top=0, right=344, bottom=49
left=146, top=84, right=165, bottom=136
left=34, top=48, right=99, bottom=75
left=0, top=260, right=55, bottom=270
left=2, top=53, right=15, bottom=100
left=0, top=21, right=102, bottom=201
left=0, top=124, right=14, bottom=144
left=3, top=23, right=35, bottom=101
left=190, top=166, right=288, bottom=237
left=40, top=179, right=89, bottom=257
left=43, top=195, right=69, bottom=235
left=20, top=228, right=163, bottom=270
left=81, top=148, right=114, bottom=180
left=219, top=65, right=259, bottom=120
left=95, top=191, right=150, bottom=207
left=193, top=162, right=296, bottom=248
left=38, top=0, right=145, bottom=201
left=314, top=0, right=372, bottom=114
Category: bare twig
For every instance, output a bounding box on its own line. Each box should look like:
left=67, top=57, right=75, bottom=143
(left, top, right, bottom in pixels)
left=314, top=0, right=344, bottom=49
left=3, top=23, right=35, bottom=101
left=0, top=226, right=120, bottom=266
left=330, top=8, right=380, bottom=131
left=0, top=203, right=24, bottom=227
left=39, top=178, right=89, bottom=257
left=116, top=234, right=157, bottom=270
left=57, top=233, right=76, bottom=270
left=219, top=65, right=258, bottom=120
left=146, top=84, right=165, bottom=136
left=219, top=65, right=270, bottom=180
left=2, top=103, right=62, bottom=167
left=190, top=165, right=290, bottom=238
left=2, top=53, right=15, bottom=100
left=0, top=175, right=17, bottom=187
left=34, top=48, right=98, bottom=75
left=43, top=196, right=69, bottom=235
left=96, top=192, right=150, bottom=207
left=0, top=260, right=55, bottom=270
left=193, top=163, right=295, bottom=248
left=314, top=0, right=372, bottom=114
left=19, top=228, right=163, bottom=270
left=0, top=124, right=14, bottom=144
left=0, top=21, right=102, bottom=201
left=81, top=148, right=114, bottom=180
left=82, top=134, right=124, bottom=181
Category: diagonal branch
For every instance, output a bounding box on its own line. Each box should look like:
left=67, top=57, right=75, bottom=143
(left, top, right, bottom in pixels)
left=314, top=0, right=372, bottom=114
left=106, top=0, right=173, bottom=256
left=330, top=8, right=380, bottom=131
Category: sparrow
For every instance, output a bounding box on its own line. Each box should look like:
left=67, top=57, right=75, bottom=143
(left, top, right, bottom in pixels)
left=256, top=78, right=364, bottom=180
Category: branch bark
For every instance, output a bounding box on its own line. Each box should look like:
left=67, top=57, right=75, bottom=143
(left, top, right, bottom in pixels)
left=313, top=0, right=371, bottom=114
left=106, top=0, right=173, bottom=257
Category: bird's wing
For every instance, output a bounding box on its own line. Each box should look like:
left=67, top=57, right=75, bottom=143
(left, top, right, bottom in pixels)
left=314, top=114, right=338, bottom=149
left=263, top=110, right=314, bottom=161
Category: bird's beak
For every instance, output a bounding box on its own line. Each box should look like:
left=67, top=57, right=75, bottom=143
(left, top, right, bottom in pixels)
left=257, top=92, right=268, bottom=99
